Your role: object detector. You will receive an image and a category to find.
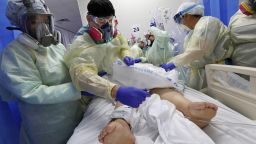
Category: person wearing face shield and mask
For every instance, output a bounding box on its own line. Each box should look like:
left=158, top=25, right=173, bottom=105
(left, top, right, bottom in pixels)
left=0, top=0, right=84, bottom=143
left=64, top=1, right=150, bottom=141
left=65, top=0, right=148, bottom=107
left=229, top=0, right=256, bottom=69
left=64, top=0, right=149, bottom=122
left=161, top=2, right=233, bottom=90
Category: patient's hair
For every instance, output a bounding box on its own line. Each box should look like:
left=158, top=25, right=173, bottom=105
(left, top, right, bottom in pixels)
left=87, top=0, right=115, bottom=17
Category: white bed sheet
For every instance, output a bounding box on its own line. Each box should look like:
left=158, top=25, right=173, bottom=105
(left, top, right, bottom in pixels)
left=68, top=87, right=256, bottom=144
left=184, top=87, right=256, bottom=144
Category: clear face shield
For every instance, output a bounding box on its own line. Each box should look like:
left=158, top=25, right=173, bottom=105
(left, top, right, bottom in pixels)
left=173, top=12, right=183, bottom=24
left=22, top=14, right=58, bottom=47
left=173, top=4, right=201, bottom=31
left=173, top=10, right=200, bottom=34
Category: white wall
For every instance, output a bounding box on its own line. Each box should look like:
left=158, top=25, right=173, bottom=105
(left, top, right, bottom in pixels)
left=77, top=0, right=89, bottom=26
left=112, top=0, right=184, bottom=38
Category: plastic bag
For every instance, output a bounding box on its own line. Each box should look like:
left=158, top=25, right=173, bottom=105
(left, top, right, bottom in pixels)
left=112, top=60, right=184, bottom=91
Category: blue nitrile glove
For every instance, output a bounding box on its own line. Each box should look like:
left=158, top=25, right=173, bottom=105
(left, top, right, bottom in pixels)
left=160, top=62, right=176, bottom=71
left=98, top=71, right=107, bottom=77
left=81, top=91, right=95, bottom=96
left=116, top=86, right=150, bottom=108
left=123, top=56, right=135, bottom=66
left=134, top=58, right=142, bottom=63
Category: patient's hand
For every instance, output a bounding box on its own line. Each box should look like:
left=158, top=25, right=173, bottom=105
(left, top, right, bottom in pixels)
left=187, top=102, right=218, bottom=128
left=98, top=119, right=135, bottom=144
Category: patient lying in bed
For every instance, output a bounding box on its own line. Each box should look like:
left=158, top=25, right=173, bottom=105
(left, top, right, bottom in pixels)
left=99, top=88, right=217, bottom=144
left=68, top=62, right=256, bottom=143
left=68, top=62, right=218, bottom=144
left=93, top=62, right=218, bottom=143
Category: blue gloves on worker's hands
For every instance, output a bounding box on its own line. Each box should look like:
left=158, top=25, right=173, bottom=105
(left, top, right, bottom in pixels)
left=160, top=62, right=176, bottom=71
left=123, top=56, right=135, bottom=66
left=134, top=58, right=142, bottom=63
left=123, top=56, right=142, bottom=66
left=116, top=86, right=150, bottom=108
left=81, top=91, right=94, bottom=96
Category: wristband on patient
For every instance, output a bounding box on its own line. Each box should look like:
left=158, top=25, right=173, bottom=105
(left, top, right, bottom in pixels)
left=110, top=105, right=133, bottom=129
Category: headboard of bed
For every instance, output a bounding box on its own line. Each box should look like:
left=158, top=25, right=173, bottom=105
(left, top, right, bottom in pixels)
left=205, top=64, right=256, bottom=120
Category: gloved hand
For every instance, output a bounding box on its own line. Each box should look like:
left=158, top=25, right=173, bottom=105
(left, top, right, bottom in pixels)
left=134, top=58, right=142, bottom=63
left=98, top=71, right=107, bottom=77
left=81, top=91, right=95, bottom=96
left=123, top=56, right=135, bottom=66
left=116, top=86, right=150, bottom=108
left=160, top=62, right=176, bottom=71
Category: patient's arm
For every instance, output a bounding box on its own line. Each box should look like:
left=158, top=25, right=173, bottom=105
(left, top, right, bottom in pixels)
left=150, top=88, right=218, bottom=128
left=98, top=87, right=218, bottom=143
left=98, top=102, right=135, bottom=144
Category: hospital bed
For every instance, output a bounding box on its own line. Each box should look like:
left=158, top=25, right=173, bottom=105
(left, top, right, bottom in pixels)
left=68, top=64, right=256, bottom=144
left=205, top=64, right=256, bottom=120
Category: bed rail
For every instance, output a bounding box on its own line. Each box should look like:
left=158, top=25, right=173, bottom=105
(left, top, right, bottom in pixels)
left=205, top=64, right=256, bottom=120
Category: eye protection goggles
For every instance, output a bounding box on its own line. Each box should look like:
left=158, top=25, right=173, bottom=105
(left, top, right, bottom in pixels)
left=173, top=4, right=197, bottom=24
left=91, top=15, right=115, bottom=25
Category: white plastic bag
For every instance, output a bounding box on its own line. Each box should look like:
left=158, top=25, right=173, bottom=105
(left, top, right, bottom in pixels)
left=112, top=60, right=184, bottom=91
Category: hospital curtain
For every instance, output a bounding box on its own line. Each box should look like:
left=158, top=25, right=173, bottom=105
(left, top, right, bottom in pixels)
left=0, top=0, right=20, bottom=144
left=203, top=0, right=239, bottom=25
left=0, top=0, right=14, bottom=52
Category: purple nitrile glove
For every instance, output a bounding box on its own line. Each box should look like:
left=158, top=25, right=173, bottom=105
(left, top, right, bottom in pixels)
left=116, top=86, right=150, bottom=108
left=160, top=62, right=176, bottom=71
left=81, top=91, right=95, bottom=96
left=123, top=56, right=135, bottom=66
left=134, top=58, right=142, bottom=63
